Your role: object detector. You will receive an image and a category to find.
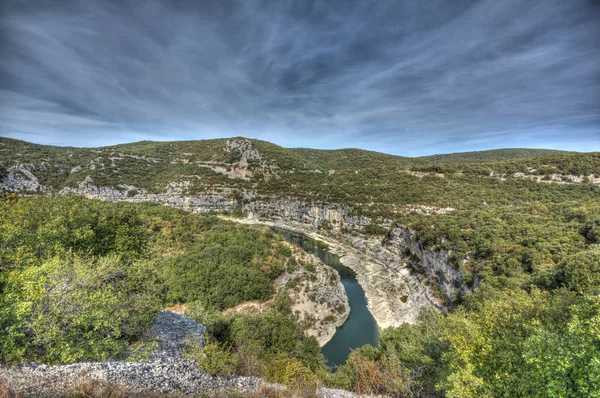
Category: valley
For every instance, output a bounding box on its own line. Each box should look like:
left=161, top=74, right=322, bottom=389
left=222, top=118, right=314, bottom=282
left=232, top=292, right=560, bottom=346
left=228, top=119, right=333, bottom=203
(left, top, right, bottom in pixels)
left=1, top=137, right=599, bottom=397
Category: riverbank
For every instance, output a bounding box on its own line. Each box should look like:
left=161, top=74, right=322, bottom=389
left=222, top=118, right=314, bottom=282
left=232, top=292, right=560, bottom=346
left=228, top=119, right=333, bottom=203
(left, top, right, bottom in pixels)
left=277, top=246, right=350, bottom=346
left=221, top=216, right=436, bottom=330
left=222, top=246, right=350, bottom=347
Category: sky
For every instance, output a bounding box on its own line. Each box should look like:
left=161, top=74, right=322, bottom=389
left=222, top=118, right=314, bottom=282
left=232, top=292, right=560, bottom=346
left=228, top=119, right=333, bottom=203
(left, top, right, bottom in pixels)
left=0, top=0, right=599, bottom=156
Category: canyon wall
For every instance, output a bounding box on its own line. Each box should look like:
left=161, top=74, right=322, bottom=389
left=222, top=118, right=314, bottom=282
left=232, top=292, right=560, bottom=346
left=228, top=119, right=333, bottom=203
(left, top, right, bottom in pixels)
left=1, top=170, right=467, bottom=306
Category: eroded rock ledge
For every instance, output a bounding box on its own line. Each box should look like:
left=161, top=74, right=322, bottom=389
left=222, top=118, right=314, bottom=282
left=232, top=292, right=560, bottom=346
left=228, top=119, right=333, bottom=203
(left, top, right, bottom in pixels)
left=277, top=246, right=350, bottom=345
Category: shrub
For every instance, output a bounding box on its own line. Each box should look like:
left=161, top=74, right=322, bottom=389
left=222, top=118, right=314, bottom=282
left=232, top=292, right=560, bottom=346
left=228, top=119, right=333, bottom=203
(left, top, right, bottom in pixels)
left=558, top=245, right=600, bottom=292
left=323, top=314, right=336, bottom=323
left=273, top=292, right=293, bottom=315
left=185, top=335, right=237, bottom=376
left=264, top=355, right=318, bottom=391
left=126, top=340, right=158, bottom=362
left=158, top=225, right=287, bottom=310
left=1, top=254, right=163, bottom=364
left=333, top=349, right=411, bottom=396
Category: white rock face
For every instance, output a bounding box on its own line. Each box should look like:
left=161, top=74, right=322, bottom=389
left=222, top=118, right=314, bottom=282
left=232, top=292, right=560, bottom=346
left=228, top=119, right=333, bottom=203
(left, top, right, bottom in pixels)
left=0, top=164, right=44, bottom=192
left=166, top=180, right=191, bottom=195
left=384, top=226, right=468, bottom=302
left=513, top=170, right=600, bottom=185
left=276, top=249, right=350, bottom=346
left=60, top=175, right=128, bottom=200
left=225, top=138, right=261, bottom=167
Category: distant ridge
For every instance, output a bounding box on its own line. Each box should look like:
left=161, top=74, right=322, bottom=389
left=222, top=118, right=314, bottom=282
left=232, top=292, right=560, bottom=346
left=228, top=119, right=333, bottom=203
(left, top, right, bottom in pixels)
left=418, top=148, right=568, bottom=163
left=0, top=136, right=579, bottom=160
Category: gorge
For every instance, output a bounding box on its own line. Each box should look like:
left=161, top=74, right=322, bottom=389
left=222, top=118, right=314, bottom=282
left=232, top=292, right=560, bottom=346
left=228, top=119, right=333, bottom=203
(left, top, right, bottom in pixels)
left=273, top=227, right=380, bottom=368
left=2, top=137, right=599, bottom=397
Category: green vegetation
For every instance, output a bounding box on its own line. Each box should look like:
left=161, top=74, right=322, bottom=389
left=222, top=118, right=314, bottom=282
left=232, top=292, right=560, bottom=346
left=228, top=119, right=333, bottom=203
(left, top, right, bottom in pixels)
left=2, top=137, right=600, bottom=396
left=328, top=289, right=600, bottom=397
left=0, top=194, right=328, bottom=394
left=183, top=297, right=326, bottom=387
left=0, top=195, right=299, bottom=367
left=2, top=137, right=598, bottom=214
left=185, top=336, right=237, bottom=376
left=326, top=200, right=600, bottom=396
left=418, top=148, right=566, bottom=163
left=440, top=289, right=599, bottom=398
left=159, top=224, right=289, bottom=309
left=396, top=200, right=600, bottom=295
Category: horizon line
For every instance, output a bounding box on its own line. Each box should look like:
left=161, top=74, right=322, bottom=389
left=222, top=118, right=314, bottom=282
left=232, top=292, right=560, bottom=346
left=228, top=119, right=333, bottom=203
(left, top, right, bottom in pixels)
left=0, top=135, right=591, bottom=159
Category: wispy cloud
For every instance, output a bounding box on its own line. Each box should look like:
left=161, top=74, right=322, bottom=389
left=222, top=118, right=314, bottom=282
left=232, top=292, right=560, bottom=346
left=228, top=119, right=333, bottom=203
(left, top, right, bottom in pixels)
left=0, top=0, right=598, bottom=155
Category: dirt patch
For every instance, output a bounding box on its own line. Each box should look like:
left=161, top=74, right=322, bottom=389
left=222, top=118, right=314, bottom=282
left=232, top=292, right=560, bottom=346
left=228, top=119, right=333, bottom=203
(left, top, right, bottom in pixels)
left=165, top=303, right=188, bottom=314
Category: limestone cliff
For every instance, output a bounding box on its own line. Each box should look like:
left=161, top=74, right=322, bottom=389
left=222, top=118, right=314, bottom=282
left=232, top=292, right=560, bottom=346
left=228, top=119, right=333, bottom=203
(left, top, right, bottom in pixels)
left=1, top=153, right=469, bottom=327
left=383, top=226, right=467, bottom=302
left=245, top=200, right=467, bottom=305
left=1, top=164, right=47, bottom=192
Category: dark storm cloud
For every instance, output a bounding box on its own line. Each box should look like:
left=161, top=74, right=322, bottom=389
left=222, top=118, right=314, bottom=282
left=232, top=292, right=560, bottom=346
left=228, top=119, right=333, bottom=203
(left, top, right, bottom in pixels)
left=0, top=0, right=599, bottom=155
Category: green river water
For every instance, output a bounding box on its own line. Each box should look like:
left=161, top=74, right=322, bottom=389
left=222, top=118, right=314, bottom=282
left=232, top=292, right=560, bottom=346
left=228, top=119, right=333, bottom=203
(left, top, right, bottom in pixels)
left=273, top=228, right=380, bottom=368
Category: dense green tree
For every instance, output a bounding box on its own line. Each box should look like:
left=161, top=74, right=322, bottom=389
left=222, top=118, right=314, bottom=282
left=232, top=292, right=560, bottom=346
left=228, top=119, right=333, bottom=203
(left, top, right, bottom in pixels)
left=558, top=245, right=600, bottom=293
left=230, top=312, right=323, bottom=371
left=441, top=288, right=599, bottom=398
left=1, top=254, right=163, bottom=364
left=0, top=196, right=298, bottom=366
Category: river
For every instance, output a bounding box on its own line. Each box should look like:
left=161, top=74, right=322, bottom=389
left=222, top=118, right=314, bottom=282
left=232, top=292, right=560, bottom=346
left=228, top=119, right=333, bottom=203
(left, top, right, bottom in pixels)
left=273, top=228, right=381, bottom=368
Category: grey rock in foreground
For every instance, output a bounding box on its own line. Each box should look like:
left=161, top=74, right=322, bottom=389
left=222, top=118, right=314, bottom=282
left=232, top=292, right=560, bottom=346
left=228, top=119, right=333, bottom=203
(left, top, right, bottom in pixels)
left=0, top=311, right=264, bottom=396
left=0, top=311, right=362, bottom=397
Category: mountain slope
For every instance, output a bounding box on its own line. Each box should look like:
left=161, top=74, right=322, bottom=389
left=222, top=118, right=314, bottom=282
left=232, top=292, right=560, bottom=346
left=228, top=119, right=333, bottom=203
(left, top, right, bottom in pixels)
left=0, top=138, right=600, bottom=202
left=418, top=148, right=567, bottom=163
left=2, top=137, right=599, bottom=215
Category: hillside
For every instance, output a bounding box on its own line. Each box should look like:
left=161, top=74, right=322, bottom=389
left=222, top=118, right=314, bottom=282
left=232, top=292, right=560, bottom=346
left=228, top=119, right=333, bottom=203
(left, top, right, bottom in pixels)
left=1, top=137, right=599, bottom=215
left=417, top=148, right=567, bottom=163
left=2, top=137, right=600, bottom=396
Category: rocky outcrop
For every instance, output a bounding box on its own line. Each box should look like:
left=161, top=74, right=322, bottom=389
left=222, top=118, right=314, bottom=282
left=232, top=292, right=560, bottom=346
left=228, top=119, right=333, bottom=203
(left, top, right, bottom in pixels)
left=248, top=199, right=372, bottom=232
left=0, top=311, right=251, bottom=397
left=59, top=175, right=131, bottom=200
left=226, top=138, right=261, bottom=167
left=384, top=226, right=467, bottom=302
left=0, top=164, right=46, bottom=192
left=58, top=176, right=238, bottom=213
left=513, top=171, right=600, bottom=185
left=192, top=139, right=264, bottom=180
left=276, top=247, right=350, bottom=346
left=55, top=178, right=378, bottom=232
left=327, top=233, right=436, bottom=328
